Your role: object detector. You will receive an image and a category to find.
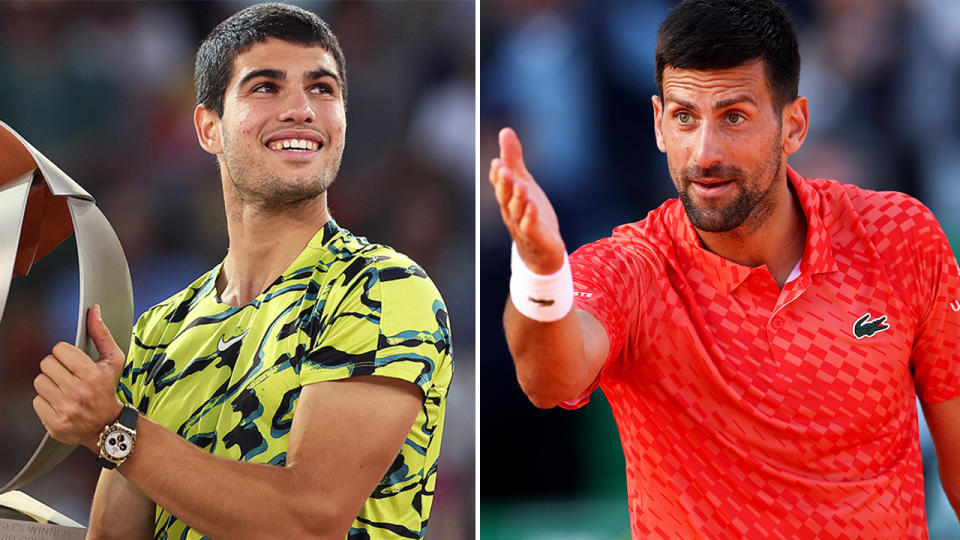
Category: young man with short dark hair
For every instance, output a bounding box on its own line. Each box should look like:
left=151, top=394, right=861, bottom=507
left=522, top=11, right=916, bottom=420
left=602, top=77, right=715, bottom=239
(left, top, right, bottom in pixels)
left=32, top=4, right=452, bottom=539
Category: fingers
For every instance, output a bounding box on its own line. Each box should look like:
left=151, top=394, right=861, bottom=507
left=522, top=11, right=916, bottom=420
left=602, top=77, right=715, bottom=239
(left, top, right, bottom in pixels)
left=34, top=372, right=63, bottom=401
left=52, top=341, right=91, bottom=376
left=46, top=308, right=125, bottom=389
left=490, top=126, right=566, bottom=273
left=33, top=394, right=57, bottom=426
left=516, top=201, right=551, bottom=254
left=87, top=305, right=124, bottom=370
left=489, top=159, right=512, bottom=210
left=490, top=161, right=531, bottom=234
left=489, top=157, right=505, bottom=192
left=506, top=176, right=527, bottom=222
left=31, top=305, right=127, bottom=448
left=499, top=127, right=529, bottom=178
left=40, top=353, right=78, bottom=388
left=518, top=198, right=539, bottom=237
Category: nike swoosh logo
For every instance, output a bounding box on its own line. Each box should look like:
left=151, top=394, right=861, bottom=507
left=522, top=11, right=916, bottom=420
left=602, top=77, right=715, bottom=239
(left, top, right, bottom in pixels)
left=217, top=329, right=249, bottom=353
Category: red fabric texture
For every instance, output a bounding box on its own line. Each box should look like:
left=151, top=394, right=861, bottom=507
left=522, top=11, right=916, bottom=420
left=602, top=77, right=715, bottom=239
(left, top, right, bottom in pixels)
left=567, top=167, right=960, bottom=539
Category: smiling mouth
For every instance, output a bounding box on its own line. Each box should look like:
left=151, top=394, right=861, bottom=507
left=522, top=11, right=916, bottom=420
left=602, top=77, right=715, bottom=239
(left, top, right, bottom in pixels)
left=266, top=138, right=322, bottom=151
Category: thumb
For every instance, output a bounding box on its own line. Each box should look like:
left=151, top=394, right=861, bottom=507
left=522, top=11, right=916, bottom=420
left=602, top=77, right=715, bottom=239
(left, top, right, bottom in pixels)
left=87, top=305, right=124, bottom=369
left=499, top=127, right=529, bottom=178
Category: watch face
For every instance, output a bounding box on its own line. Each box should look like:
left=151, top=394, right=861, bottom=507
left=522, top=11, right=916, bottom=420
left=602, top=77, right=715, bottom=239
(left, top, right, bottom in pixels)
left=102, top=427, right=133, bottom=460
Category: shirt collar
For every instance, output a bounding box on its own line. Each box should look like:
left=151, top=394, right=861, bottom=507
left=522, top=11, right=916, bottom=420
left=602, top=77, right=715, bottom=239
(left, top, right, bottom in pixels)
left=672, top=165, right=838, bottom=296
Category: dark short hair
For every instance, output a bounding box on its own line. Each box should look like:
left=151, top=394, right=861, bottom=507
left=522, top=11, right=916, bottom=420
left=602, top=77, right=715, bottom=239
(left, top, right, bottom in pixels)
left=195, top=2, right=347, bottom=117
left=655, top=0, right=800, bottom=111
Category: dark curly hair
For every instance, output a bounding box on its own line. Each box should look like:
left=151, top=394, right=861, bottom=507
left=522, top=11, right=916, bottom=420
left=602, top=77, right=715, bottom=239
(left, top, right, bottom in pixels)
left=195, top=2, right=347, bottom=117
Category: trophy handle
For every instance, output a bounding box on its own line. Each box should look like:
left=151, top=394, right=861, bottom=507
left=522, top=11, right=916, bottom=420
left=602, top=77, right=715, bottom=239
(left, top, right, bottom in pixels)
left=0, top=125, right=134, bottom=494
left=0, top=172, right=32, bottom=326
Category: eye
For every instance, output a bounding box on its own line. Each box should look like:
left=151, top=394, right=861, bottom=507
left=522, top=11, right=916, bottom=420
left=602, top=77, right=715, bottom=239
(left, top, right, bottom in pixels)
left=675, top=111, right=692, bottom=124
left=310, top=82, right=335, bottom=95
left=726, top=112, right=745, bottom=124
left=252, top=82, right=277, bottom=93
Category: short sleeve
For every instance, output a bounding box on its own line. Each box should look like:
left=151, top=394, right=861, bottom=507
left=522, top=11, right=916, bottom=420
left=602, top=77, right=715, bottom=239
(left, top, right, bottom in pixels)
left=910, top=207, right=960, bottom=404
left=117, top=309, right=162, bottom=411
left=564, top=233, right=653, bottom=408
left=299, top=257, right=452, bottom=395
left=117, top=324, right=140, bottom=406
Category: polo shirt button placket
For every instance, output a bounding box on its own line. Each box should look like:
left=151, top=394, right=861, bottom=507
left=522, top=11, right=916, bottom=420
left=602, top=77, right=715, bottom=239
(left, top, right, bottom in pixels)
left=766, top=315, right=786, bottom=385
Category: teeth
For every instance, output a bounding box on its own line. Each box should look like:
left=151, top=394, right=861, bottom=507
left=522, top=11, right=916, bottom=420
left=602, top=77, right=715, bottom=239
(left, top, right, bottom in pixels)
left=269, top=138, right=320, bottom=151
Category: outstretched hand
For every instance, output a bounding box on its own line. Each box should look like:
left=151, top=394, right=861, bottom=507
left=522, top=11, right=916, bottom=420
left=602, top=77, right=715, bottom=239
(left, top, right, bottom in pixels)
left=489, top=127, right=566, bottom=274
left=33, top=304, right=126, bottom=451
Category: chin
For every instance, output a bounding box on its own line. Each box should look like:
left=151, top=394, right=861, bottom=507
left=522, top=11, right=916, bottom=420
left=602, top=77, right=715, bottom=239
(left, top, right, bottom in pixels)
left=690, top=217, right=742, bottom=233
left=680, top=198, right=749, bottom=233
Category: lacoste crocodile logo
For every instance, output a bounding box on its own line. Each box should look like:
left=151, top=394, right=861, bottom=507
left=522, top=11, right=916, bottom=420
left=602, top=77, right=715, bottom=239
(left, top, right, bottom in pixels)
left=853, top=313, right=889, bottom=339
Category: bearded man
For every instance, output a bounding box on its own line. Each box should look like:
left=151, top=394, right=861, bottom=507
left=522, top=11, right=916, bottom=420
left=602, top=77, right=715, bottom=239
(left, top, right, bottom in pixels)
left=490, top=0, right=959, bottom=537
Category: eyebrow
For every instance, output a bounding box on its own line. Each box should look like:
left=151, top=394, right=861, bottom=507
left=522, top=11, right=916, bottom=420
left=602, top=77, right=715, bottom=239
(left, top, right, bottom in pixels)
left=306, top=69, right=340, bottom=86
left=236, top=67, right=342, bottom=90
left=666, top=95, right=758, bottom=111
left=714, top=95, right=757, bottom=110
left=237, top=68, right=284, bottom=89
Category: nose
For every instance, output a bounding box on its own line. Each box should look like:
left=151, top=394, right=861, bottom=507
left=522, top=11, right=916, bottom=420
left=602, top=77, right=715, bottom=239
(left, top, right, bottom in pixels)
left=278, top=89, right=317, bottom=124
left=691, top=122, right=723, bottom=171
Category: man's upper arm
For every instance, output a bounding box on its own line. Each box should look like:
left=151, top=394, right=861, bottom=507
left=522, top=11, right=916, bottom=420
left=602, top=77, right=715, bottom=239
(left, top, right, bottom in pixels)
left=579, top=308, right=611, bottom=372
left=88, top=469, right=155, bottom=540
left=907, top=200, right=960, bottom=403
left=285, top=376, right=423, bottom=536
left=921, top=395, right=960, bottom=515
left=293, top=250, right=451, bottom=534
left=552, top=308, right=609, bottom=409
left=565, top=307, right=611, bottom=402
left=549, top=234, right=644, bottom=408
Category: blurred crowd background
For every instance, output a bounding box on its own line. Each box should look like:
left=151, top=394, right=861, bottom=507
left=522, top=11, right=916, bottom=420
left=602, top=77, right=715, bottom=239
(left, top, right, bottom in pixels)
left=0, top=1, right=474, bottom=538
left=481, top=0, right=960, bottom=538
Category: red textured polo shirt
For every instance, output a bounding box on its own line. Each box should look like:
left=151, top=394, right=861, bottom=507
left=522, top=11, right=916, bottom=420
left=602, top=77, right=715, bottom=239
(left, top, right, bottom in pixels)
left=567, top=167, right=960, bottom=539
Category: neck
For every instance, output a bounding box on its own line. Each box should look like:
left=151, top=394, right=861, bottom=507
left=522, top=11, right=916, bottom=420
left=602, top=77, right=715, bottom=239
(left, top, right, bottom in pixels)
left=216, top=178, right=331, bottom=307
left=696, top=171, right=806, bottom=289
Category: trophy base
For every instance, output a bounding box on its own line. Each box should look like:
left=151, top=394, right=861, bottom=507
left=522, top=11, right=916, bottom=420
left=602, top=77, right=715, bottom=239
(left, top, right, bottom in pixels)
left=0, top=517, right=86, bottom=540
left=0, top=492, right=85, bottom=539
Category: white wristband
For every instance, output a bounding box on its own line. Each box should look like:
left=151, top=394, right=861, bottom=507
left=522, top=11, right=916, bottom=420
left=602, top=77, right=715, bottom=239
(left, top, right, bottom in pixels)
left=509, top=242, right=574, bottom=322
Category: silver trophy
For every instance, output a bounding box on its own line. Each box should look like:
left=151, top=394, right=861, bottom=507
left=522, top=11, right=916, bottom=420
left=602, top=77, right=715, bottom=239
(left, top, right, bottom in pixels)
left=0, top=121, right=133, bottom=538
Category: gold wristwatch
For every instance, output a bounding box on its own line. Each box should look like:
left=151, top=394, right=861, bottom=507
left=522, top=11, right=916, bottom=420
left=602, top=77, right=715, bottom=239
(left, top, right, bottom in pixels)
left=96, top=405, right=138, bottom=469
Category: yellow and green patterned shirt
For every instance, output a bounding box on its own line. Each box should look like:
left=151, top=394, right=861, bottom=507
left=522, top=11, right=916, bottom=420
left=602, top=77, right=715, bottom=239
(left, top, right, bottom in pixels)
left=117, top=220, right=453, bottom=539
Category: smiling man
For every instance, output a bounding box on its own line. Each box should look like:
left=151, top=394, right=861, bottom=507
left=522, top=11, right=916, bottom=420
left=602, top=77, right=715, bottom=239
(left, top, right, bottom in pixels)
left=31, top=4, right=452, bottom=539
left=490, top=0, right=960, bottom=537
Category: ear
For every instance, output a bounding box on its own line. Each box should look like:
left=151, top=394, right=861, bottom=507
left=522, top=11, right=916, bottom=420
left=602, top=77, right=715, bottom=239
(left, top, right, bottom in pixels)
left=781, top=96, right=808, bottom=155
left=194, top=104, right=223, bottom=155
left=651, top=95, right=666, bottom=153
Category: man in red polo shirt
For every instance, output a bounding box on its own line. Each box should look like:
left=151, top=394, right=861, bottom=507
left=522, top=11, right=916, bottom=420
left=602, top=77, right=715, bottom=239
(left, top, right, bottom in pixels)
left=489, top=0, right=960, bottom=537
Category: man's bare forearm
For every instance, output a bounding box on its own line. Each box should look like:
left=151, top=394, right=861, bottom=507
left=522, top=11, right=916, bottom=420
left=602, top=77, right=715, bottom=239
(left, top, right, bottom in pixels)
left=87, top=470, right=156, bottom=540
left=117, top=417, right=340, bottom=540
left=503, top=298, right=608, bottom=408
left=100, top=377, right=422, bottom=540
